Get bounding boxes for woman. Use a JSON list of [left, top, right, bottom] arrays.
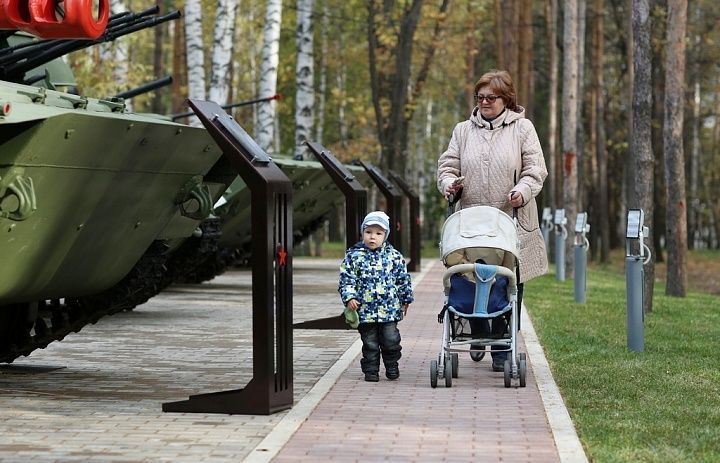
[[436, 69, 548, 372]]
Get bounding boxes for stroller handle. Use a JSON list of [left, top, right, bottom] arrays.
[[442, 264, 517, 294]]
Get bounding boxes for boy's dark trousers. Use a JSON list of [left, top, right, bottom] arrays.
[[358, 321, 401, 374]]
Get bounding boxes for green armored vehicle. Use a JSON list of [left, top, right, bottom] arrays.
[[181, 156, 374, 283], [0, 12, 235, 363]]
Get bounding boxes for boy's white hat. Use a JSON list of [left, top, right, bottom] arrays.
[[361, 211, 390, 235]]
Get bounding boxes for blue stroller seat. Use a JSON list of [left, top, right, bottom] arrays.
[[447, 263, 511, 318]]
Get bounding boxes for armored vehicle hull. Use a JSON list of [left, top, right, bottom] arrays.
[[0, 80, 235, 362]]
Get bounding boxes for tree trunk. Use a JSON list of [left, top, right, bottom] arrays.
[[152, 1, 165, 114], [103, 1, 132, 112], [562, 0, 579, 276], [632, 0, 655, 313], [687, 2, 701, 249], [172, 13, 187, 114], [256, 0, 283, 152], [367, 0, 448, 171], [620, 0, 634, 244], [209, 0, 238, 107], [593, 0, 609, 263], [518, 0, 533, 113], [294, 0, 315, 160], [501, 0, 519, 81], [315, 1, 329, 144], [545, 0, 559, 210], [663, 0, 688, 296], [184, 0, 206, 127], [576, 0, 586, 213]]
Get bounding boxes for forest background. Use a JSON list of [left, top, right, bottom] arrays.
[[67, 0, 720, 305]]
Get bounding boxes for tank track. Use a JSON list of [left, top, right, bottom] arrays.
[[0, 218, 222, 363]]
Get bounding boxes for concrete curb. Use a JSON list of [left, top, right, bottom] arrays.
[[521, 306, 589, 463], [243, 259, 436, 463]]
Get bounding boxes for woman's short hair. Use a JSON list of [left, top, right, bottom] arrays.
[[474, 70, 518, 111]]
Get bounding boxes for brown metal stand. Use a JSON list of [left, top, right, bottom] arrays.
[[358, 161, 403, 253], [306, 141, 367, 250], [162, 99, 293, 415], [292, 141, 368, 331], [389, 171, 421, 272]]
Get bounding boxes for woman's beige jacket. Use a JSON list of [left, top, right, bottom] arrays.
[[437, 106, 548, 282]]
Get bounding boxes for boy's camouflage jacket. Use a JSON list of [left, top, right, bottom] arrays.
[[338, 241, 414, 324]]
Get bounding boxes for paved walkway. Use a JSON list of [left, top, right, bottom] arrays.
[[0, 258, 586, 463]]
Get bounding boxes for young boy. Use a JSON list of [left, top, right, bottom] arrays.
[[338, 211, 414, 382]]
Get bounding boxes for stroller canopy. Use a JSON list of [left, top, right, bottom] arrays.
[[441, 206, 519, 269]]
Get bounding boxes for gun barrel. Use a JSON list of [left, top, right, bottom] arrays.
[[171, 94, 281, 121], [115, 76, 173, 100]]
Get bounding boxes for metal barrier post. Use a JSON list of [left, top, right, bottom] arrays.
[[626, 209, 649, 352], [388, 171, 421, 272], [292, 141, 367, 331], [163, 99, 293, 415], [306, 141, 367, 250], [358, 161, 404, 253], [573, 212, 590, 303], [554, 209, 567, 281]]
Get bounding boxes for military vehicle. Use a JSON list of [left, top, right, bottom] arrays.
[[0, 6, 236, 363], [179, 156, 374, 283]]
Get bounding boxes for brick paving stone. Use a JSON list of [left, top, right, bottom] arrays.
[[271, 260, 561, 463], [0, 259, 356, 463], [0, 259, 565, 463]]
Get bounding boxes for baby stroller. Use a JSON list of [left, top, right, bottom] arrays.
[[430, 204, 527, 388]]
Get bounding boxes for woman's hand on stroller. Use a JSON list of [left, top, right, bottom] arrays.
[[346, 299, 359, 311], [508, 190, 523, 208], [444, 176, 464, 198]]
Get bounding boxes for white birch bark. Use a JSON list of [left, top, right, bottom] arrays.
[[101, 2, 133, 112], [294, 0, 315, 159], [256, 0, 283, 152], [314, 1, 329, 144], [209, 0, 238, 106], [185, 0, 206, 127]]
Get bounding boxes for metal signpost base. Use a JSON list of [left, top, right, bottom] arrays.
[[162, 99, 293, 415]]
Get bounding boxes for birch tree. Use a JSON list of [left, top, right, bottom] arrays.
[[100, 1, 133, 112], [545, 0, 559, 209], [294, 0, 315, 160], [184, 0, 206, 127], [632, 0, 655, 313], [315, 0, 329, 144], [208, 0, 239, 107], [562, 0, 579, 275], [256, 0, 283, 152], [663, 0, 688, 296]]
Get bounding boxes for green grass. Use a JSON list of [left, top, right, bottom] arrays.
[[525, 265, 720, 463]]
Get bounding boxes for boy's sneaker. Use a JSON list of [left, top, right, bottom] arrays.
[[385, 367, 400, 380], [364, 372, 379, 382]]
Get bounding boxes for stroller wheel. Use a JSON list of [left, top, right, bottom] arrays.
[[430, 360, 438, 388], [503, 359, 512, 388], [518, 354, 527, 388], [469, 344, 485, 362], [444, 356, 453, 387], [451, 353, 459, 378]]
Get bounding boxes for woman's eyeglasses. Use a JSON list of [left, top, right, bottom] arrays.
[[475, 94, 499, 103]]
